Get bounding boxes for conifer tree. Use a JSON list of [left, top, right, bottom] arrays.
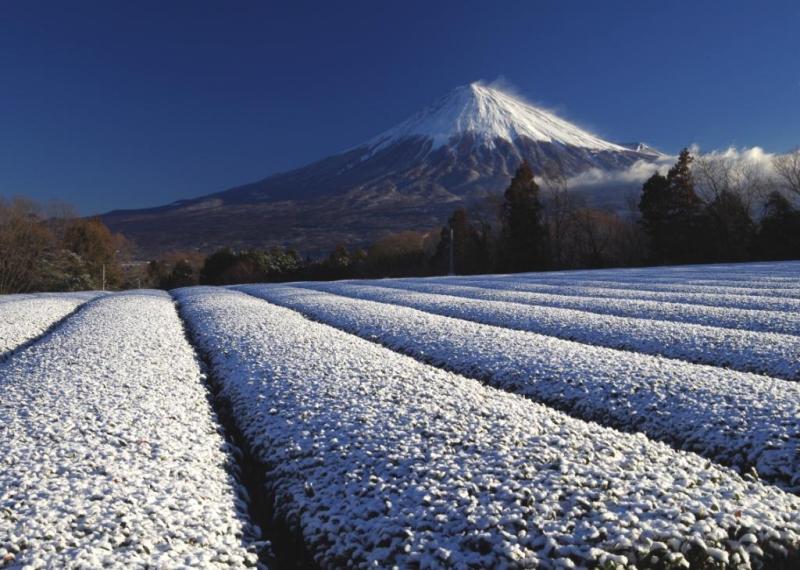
[[499, 161, 547, 271], [638, 148, 703, 264], [703, 190, 754, 262], [755, 192, 800, 260], [433, 207, 489, 274]]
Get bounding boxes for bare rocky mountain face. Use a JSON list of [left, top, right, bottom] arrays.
[[103, 83, 660, 256]]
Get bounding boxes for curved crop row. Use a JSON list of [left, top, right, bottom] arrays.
[[302, 282, 800, 380], [528, 278, 800, 298], [0, 294, 102, 357], [374, 280, 800, 336], [419, 277, 800, 313], [238, 284, 800, 493], [178, 287, 800, 569], [504, 261, 800, 284], [0, 291, 261, 568]]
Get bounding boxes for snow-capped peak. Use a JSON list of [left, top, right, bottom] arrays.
[[368, 82, 629, 153]]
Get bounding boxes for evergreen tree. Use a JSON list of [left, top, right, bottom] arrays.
[[161, 260, 197, 289], [702, 190, 754, 262], [499, 161, 547, 272], [199, 248, 238, 285], [638, 148, 703, 264], [433, 207, 490, 275], [755, 192, 800, 260], [638, 172, 671, 262]]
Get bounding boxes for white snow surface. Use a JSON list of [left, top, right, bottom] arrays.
[[371, 279, 800, 336], [502, 261, 800, 298], [176, 286, 800, 568], [237, 284, 800, 492], [368, 82, 630, 153], [421, 277, 800, 313], [0, 293, 105, 357], [0, 291, 262, 568], [300, 281, 800, 380]]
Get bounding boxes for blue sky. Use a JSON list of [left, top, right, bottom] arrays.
[[1, 0, 798, 213]]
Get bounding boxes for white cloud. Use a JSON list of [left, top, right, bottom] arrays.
[[566, 146, 782, 191], [566, 156, 674, 189]]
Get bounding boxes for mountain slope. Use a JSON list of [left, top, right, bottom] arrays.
[[103, 82, 658, 256]]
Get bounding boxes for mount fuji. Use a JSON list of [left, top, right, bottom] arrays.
[[103, 82, 660, 255]]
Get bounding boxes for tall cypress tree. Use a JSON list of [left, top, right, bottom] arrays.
[[639, 148, 703, 264], [500, 161, 547, 272], [638, 172, 672, 263]]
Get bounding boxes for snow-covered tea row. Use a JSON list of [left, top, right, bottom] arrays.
[[416, 276, 800, 313], [301, 282, 800, 380], [504, 260, 800, 284], [177, 287, 800, 569], [373, 279, 800, 336], [0, 291, 262, 568], [509, 268, 800, 295], [0, 293, 102, 357], [513, 277, 800, 299], [238, 285, 800, 493]]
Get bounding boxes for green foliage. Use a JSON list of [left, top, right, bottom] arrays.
[[432, 208, 492, 274], [499, 161, 548, 272], [755, 191, 800, 260], [638, 148, 704, 264], [702, 189, 754, 261], [198, 246, 304, 285]]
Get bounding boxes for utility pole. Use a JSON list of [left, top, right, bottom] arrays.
[[448, 226, 455, 276], [101, 264, 106, 292]]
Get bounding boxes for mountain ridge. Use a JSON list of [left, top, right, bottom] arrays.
[[103, 83, 659, 255]]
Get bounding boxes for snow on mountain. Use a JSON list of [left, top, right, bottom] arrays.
[[617, 141, 665, 157], [102, 82, 658, 255], [368, 82, 629, 153]]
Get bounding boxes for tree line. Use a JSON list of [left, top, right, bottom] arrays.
[[0, 198, 129, 294], [147, 148, 800, 288], [1, 148, 798, 293]]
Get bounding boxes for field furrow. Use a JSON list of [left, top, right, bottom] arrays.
[[506, 276, 800, 298], [0, 291, 261, 568], [371, 279, 800, 335], [501, 261, 800, 283], [410, 277, 800, 312], [176, 286, 800, 568], [237, 284, 800, 492], [300, 282, 800, 380], [0, 293, 104, 357]]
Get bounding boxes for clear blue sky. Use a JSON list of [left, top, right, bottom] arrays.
[[1, 0, 798, 214]]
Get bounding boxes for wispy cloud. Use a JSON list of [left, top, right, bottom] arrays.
[[566, 146, 781, 190], [567, 155, 674, 188]]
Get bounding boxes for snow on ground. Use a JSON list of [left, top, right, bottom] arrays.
[[0, 293, 105, 357], [498, 260, 800, 282], [300, 281, 800, 380], [519, 278, 800, 298], [370, 279, 800, 336], [176, 286, 800, 568], [416, 277, 800, 313], [237, 284, 800, 493], [494, 261, 800, 297], [0, 291, 262, 568]]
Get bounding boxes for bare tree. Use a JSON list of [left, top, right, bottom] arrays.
[[694, 153, 774, 212], [774, 148, 800, 200], [540, 159, 577, 268]]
